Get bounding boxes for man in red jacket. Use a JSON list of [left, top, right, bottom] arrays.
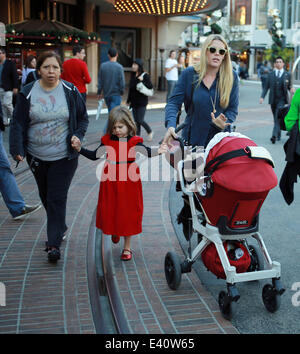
[[61, 45, 91, 102]]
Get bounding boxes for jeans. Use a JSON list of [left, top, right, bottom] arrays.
[[27, 153, 78, 249], [103, 95, 122, 133], [81, 92, 87, 102], [166, 80, 177, 103], [0, 131, 25, 217], [132, 106, 152, 136], [0, 89, 13, 124]]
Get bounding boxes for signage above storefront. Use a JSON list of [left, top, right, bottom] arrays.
[[113, 0, 226, 16]]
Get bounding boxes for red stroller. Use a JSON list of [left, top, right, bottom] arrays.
[[164, 132, 285, 320]]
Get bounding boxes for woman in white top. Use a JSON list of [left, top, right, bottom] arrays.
[[21, 55, 36, 86], [165, 50, 179, 102]]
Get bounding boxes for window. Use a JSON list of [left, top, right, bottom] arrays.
[[230, 0, 252, 26], [256, 0, 268, 29]]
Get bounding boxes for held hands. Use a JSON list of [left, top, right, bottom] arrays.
[[71, 135, 81, 152], [211, 112, 230, 130]]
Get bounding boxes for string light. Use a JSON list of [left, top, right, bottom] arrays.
[[114, 0, 209, 15]]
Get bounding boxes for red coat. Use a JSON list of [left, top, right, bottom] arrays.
[[96, 134, 144, 236], [61, 58, 91, 93]]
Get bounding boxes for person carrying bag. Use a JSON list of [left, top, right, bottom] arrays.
[[127, 58, 154, 141]]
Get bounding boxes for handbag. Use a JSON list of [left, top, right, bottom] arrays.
[[277, 104, 290, 131], [95, 99, 104, 120], [136, 73, 154, 97]]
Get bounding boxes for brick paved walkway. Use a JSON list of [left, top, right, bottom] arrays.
[[111, 180, 238, 334], [0, 92, 238, 334]]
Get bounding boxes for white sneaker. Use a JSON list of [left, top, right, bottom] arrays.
[[147, 132, 154, 142]]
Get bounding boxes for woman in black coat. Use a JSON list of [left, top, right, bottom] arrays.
[[127, 58, 154, 141]]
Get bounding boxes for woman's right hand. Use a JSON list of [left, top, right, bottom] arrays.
[[71, 135, 81, 152], [162, 127, 178, 148]]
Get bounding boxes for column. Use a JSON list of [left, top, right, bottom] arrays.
[[84, 2, 98, 94]]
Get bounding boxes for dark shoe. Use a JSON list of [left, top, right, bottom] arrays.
[[46, 247, 61, 263], [13, 204, 42, 220], [121, 249, 132, 261], [111, 235, 120, 244], [270, 136, 276, 144]]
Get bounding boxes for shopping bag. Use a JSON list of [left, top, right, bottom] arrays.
[[96, 99, 104, 120]]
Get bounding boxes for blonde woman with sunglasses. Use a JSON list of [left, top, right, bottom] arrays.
[[163, 34, 239, 148]]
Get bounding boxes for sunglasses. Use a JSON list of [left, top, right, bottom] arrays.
[[208, 47, 227, 56]]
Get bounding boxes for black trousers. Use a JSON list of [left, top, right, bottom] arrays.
[[27, 153, 78, 248], [132, 106, 152, 136], [271, 99, 286, 140]]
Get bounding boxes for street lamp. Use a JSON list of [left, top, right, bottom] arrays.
[[158, 48, 166, 91]]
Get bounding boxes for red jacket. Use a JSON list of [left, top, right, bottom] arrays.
[[61, 58, 91, 93]]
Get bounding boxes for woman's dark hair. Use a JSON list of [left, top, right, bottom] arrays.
[[133, 58, 144, 75], [36, 51, 62, 71], [25, 55, 36, 69], [169, 50, 176, 57]]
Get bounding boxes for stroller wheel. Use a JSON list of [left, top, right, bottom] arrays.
[[218, 291, 237, 321], [247, 245, 264, 272], [164, 252, 182, 290], [262, 284, 281, 313]]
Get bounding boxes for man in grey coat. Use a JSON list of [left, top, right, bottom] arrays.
[[260, 56, 294, 144]]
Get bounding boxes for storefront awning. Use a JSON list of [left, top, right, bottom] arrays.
[[5, 19, 105, 44]]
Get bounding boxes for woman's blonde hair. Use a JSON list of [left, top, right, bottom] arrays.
[[194, 34, 233, 109], [107, 105, 137, 136]]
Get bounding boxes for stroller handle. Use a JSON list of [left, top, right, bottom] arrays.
[[159, 122, 187, 147], [173, 123, 187, 160]]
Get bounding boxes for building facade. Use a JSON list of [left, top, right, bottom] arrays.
[[227, 0, 300, 80], [1, 0, 227, 93]]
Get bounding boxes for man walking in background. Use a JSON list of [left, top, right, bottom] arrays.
[[165, 50, 179, 103], [260, 56, 294, 144], [97, 47, 125, 132], [0, 47, 19, 126], [61, 45, 91, 102]]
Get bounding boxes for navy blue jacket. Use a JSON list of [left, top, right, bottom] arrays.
[[0, 59, 19, 91], [165, 66, 239, 146], [9, 80, 89, 160], [0, 101, 4, 131]]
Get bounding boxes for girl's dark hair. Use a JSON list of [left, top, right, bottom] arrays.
[[36, 51, 62, 71], [25, 55, 36, 68], [133, 58, 144, 75]]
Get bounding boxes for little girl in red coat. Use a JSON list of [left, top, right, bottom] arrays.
[[71, 105, 167, 260]]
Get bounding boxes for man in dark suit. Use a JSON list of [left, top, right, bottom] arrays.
[[0, 47, 19, 126], [260, 56, 294, 144]]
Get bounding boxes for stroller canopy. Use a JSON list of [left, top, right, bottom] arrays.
[[205, 134, 277, 193]]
